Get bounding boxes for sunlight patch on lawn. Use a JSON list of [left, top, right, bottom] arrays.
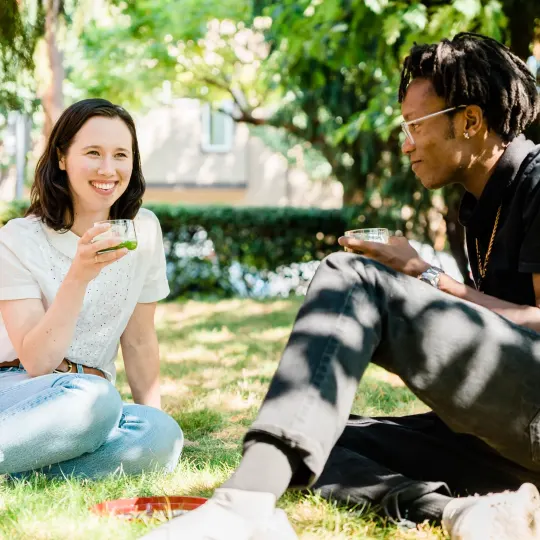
[[160, 346, 221, 364], [190, 327, 237, 344], [205, 389, 263, 411], [368, 365, 406, 387], [282, 495, 446, 539], [251, 326, 292, 342], [157, 299, 297, 328]]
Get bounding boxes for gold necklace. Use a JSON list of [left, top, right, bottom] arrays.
[[475, 205, 502, 289]]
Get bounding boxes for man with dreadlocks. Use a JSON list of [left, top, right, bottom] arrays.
[[143, 33, 540, 540]]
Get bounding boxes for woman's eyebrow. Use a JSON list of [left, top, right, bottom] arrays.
[[82, 145, 131, 152]]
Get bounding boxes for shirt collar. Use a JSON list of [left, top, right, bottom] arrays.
[[459, 135, 537, 235], [41, 222, 80, 259]]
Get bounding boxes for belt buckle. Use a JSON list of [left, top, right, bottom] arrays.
[[53, 359, 76, 374]]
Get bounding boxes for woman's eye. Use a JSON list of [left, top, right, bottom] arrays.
[[115, 153, 127, 158], [87, 150, 100, 156], [410, 123, 420, 132]]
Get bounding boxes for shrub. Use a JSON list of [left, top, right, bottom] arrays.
[[0, 202, 404, 298]]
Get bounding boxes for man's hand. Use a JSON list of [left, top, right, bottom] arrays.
[[337, 235, 430, 277]]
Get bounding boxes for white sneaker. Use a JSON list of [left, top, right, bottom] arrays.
[[256, 508, 298, 539], [442, 483, 540, 540], [139, 488, 297, 540]]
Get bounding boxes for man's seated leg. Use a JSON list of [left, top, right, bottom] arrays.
[[314, 412, 540, 538], [313, 413, 454, 524], [141, 252, 540, 539]]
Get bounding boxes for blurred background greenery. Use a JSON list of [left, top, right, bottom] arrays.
[[1, 0, 539, 295]]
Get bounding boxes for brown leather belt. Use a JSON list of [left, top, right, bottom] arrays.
[[0, 359, 106, 379]]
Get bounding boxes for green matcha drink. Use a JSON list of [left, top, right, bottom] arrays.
[[99, 240, 138, 253], [93, 219, 138, 253]]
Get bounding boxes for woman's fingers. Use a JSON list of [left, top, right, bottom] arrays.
[[79, 223, 111, 245], [94, 247, 129, 266]]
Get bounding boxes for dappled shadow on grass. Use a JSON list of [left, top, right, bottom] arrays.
[[171, 409, 225, 439]]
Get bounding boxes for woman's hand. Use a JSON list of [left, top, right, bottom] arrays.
[[67, 223, 129, 284]]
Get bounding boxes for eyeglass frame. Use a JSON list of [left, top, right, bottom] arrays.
[[401, 105, 467, 145]]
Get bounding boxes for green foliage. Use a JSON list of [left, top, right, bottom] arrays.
[[150, 203, 407, 298], [0, 200, 30, 224], [0, 201, 405, 298], [70, 0, 258, 110], [257, 0, 509, 203], [67, 0, 530, 269], [0, 0, 43, 113]]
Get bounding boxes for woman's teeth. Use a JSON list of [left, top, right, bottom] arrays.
[[91, 182, 115, 190]]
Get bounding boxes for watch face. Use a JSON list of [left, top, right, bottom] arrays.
[[420, 267, 442, 287]]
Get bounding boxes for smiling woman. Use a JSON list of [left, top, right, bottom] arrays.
[[28, 99, 145, 234], [0, 99, 184, 480]]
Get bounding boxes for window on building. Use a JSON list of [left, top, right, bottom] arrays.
[[201, 101, 235, 153]]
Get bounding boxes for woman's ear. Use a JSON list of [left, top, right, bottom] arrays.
[[57, 149, 66, 171]]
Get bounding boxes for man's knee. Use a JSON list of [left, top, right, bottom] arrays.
[[321, 251, 395, 285]]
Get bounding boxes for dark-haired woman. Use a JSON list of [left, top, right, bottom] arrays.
[[0, 99, 183, 478]]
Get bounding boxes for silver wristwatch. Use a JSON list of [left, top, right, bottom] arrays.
[[419, 266, 445, 289]]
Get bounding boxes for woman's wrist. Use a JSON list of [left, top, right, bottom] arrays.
[[64, 267, 92, 288]]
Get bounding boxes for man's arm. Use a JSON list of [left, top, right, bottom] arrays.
[[438, 273, 540, 332], [338, 235, 540, 332], [120, 302, 161, 409]]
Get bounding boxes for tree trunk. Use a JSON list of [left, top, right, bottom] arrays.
[[444, 188, 474, 286], [502, 0, 536, 60], [525, 118, 540, 144], [42, 0, 64, 140]]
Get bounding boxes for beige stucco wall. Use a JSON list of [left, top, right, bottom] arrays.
[[136, 99, 342, 208], [136, 99, 248, 187]]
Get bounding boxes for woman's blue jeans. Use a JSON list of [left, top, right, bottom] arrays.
[[0, 368, 183, 479]]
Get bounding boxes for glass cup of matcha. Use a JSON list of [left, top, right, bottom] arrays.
[[93, 219, 138, 253], [343, 228, 389, 252]]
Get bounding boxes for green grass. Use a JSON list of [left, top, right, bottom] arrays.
[[0, 298, 446, 539]]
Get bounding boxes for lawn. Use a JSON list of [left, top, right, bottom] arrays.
[[0, 298, 446, 539]]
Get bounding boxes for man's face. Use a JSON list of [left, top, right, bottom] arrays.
[[401, 78, 468, 190]]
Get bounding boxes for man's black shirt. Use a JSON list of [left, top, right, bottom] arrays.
[[459, 135, 540, 306]]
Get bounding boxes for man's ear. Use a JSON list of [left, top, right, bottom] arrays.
[[57, 149, 66, 171], [463, 105, 484, 138]]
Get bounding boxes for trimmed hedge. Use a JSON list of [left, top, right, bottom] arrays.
[[0, 201, 405, 298]]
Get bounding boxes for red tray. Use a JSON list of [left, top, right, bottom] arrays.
[[91, 496, 208, 520]]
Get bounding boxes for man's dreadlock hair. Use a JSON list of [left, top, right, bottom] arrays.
[[398, 33, 540, 142]]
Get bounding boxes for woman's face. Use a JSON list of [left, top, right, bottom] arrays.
[[59, 116, 133, 215]]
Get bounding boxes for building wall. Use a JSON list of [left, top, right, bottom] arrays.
[[136, 99, 249, 188], [137, 99, 342, 208]]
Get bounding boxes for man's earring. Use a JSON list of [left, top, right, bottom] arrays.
[[464, 132, 470, 139]]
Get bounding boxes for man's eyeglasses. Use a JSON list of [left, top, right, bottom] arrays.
[[401, 106, 466, 145]]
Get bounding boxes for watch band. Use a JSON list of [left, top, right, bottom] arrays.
[[419, 266, 445, 289]]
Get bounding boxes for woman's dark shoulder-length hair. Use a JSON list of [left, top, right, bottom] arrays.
[[26, 98, 145, 231]]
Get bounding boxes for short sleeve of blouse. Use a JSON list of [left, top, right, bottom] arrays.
[[0, 222, 42, 300], [137, 211, 170, 303]]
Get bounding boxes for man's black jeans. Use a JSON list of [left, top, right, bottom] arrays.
[[245, 253, 540, 520]]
